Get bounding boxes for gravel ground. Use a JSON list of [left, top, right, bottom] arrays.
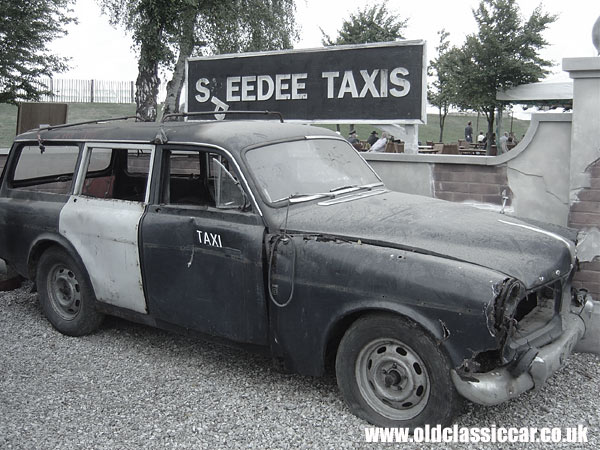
[[1, 283, 599, 449]]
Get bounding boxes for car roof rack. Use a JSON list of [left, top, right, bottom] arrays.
[[161, 110, 284, 123], [35, 115, 141, 133]]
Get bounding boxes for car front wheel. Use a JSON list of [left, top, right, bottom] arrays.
[[36, 247, 104, 336], [335, 314, 461, 428]]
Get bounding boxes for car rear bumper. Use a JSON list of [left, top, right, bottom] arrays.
[[451, 298, 598, 406]]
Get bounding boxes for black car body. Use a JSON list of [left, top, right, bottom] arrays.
[[0, 117, 597, 427]]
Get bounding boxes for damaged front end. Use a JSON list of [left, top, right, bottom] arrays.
[[452, 275, 599, 406]]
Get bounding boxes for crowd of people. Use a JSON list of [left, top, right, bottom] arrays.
[[346, 129, 391, 152], [467, 122, 518, 154], [345, 121, 519, 154]]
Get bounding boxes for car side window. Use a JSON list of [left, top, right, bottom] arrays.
[[80, 147, 151, 202], [11, 144, 79, 194], [209, 155, 245, 209], [162, 149, 246, 210]]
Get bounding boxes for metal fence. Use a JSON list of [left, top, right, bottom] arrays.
[[37, 79, 135, 103]]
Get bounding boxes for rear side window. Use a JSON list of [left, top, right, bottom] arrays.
[[12, 144, 79, 194], [80, 147, 152, 202]]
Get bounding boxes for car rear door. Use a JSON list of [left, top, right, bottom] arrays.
[[59, 142, 154, 314]]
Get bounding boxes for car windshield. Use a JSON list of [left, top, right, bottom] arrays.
[[245, 138, 382, 204]]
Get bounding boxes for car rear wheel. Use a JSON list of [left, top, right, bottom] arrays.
[[335, 314, 461, 428], [37, 247, 103, 336]]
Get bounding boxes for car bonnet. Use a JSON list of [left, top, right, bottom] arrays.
[[281, 190, 574, 289]]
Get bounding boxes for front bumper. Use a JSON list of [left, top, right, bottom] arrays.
[[451, 298, 598, 406]]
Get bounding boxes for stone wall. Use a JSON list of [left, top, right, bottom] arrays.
[[570, 159, 600, 297], [433, 164, 510, 207], [365, 113, 572, 223]]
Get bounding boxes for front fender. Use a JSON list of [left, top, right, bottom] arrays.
[[268, 235, 505, 376]]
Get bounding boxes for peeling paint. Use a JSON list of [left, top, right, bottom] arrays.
[[439, 320, 451, 341], [187, 245, 195, 267], [577, 228, 600, 262], [570, 154, 600, 204]]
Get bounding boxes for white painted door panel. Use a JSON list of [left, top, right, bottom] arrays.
[[59, 196, 147, 313]]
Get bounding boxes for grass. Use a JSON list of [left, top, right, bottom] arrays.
[[316, 113, 531, 144], [0, 103, 530, 148]]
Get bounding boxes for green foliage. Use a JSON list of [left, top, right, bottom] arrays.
[[100, 0, 298, 119], [100, 0, 297, 71], [206, 0, 298, 55], [449, 0, 556, 134], [0, 0, 76, 105], [322, 3, 407, 45]]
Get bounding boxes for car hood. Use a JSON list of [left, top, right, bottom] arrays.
[[281, 191, 574, 289]]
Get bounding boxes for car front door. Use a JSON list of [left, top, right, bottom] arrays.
[[139, 146, 268, 345]]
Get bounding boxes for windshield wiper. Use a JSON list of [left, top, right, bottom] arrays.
[[330, 184, 359, 193], [273, 182, 385, 204], [272, 192, 334, 204], [330, 182, 384, 193]]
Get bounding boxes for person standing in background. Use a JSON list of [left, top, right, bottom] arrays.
[[465, 121, 473, 143], [367, 131, 379, 147], [499, 132, 509, 154]]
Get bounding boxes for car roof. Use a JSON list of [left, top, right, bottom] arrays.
[[15, 120, 341, 154]]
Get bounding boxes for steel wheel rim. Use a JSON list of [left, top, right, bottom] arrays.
[[355, 337, 430, 420], [47, 263, 81, 321]]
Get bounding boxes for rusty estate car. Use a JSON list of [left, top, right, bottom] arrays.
[[0, 114, 598, 428]]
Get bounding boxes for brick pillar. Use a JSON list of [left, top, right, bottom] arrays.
[[563, 57, 600, 299]]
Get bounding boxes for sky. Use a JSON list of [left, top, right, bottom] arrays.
[[50, 0, 600, 83]]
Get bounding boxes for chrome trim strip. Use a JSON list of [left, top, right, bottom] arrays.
[[304, 135, 347, 141], [498, 219, 576, 260]]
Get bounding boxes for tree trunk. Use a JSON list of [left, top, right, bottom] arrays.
[[164, 10, 198, 118], [135, 42, 160, 122], [486, 108, 495, 155], [438, 105, 448, 142]]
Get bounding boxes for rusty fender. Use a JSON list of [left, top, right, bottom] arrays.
[[267, 234, 507, 376]]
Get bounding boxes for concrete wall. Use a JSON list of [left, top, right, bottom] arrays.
[[364, 113, 572, 225]]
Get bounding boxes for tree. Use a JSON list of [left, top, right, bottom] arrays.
[[449, 0, 556, 150], [321, 3, 407, 45], [163, 0, 298, 116], [428, 30, 460, 142], [101, 0, 186, 121], [0, 0, 76, 104], [101, 0, 298, 121]]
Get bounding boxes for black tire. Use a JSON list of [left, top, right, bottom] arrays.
[[36, 247, 104, 336], [335, 314, 461, 428]]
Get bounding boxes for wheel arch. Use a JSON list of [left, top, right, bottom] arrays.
[[28, 234, 97, 300], [323, 304, 454, 374]]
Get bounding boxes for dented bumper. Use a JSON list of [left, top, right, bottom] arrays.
[[451, 298, 599, 406]]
